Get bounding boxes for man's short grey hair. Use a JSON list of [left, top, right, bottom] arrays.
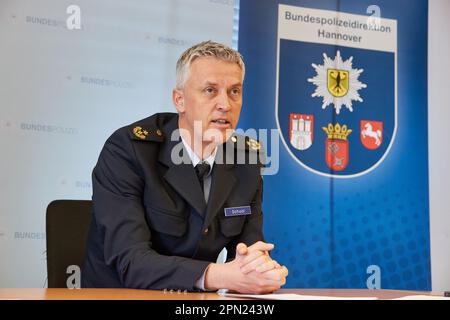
[[176, 40, 245, 89]]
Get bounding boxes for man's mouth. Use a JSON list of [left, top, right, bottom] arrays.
[[211, 119, 231, 125]]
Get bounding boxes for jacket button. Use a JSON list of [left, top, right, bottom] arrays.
[[203, 228, 209, 235]]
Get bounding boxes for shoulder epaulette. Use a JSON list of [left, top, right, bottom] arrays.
[[227, 134, 266, 167], [229, 134, 261, 152], [129, 125, 164, 142]]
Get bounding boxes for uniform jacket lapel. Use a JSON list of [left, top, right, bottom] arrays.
[[203, 141, 237, 228], [158, 116, 207, 216]]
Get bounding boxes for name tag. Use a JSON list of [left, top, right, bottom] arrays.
[[224, 206, 252, 217]]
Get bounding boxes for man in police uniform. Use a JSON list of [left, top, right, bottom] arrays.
[[82, 41, 288, 293]]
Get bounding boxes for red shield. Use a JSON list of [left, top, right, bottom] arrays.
[[360, 120, 383, 150], [325, 139, 349, 171]]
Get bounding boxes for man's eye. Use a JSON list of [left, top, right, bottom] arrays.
[[205, 87, 215, 94], [230, 88, 241, 96]]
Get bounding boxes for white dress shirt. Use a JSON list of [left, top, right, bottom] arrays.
[[180, 136, 216, 202], [180, 136, 217, 290]]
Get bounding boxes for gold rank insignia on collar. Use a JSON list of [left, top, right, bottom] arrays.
[[132, 126, 149, 140]]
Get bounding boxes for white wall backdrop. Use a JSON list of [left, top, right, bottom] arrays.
[[428, 0, 450, 292], [0, 0, 235, 288]]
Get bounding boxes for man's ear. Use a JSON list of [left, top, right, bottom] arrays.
[[172, 88, 185, 113]]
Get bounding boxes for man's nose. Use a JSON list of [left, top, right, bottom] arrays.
[[216, 91, 231, 112]]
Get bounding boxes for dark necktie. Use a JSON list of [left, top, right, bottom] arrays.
[[194, 161, 211, 193]]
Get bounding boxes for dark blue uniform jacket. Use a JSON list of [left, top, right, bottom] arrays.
[[82, 113, 264, 290]]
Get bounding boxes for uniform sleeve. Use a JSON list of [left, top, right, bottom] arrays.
[[92, 129, 210, 290]]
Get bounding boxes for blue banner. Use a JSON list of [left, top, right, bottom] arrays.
[[238, 0, 430, 289]]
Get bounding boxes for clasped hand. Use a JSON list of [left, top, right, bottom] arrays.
[[205, 241, 288, 294]]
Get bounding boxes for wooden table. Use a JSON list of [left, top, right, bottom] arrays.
[[0, 288, 440, 300]]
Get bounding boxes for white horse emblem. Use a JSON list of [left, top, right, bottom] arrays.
[[361, 122, 382, 147]]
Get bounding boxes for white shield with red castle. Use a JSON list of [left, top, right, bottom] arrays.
[[289, 114, 314, 150]]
